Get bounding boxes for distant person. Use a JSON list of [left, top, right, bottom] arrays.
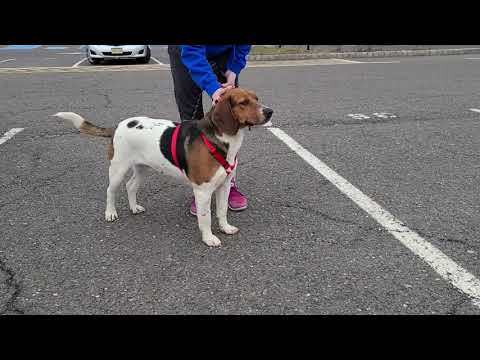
[[168, 45, 252, 215]]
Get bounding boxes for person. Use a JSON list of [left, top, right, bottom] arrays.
[[168, 45, 252, 215]]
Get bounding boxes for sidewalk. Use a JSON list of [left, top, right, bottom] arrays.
[[248, 46, 480, 61]]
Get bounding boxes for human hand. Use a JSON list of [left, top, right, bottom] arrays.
[[212, 87, 230, 105], [222, 69, 237, 88]]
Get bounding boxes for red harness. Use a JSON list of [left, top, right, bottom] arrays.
[[171, 124, 237, 175]]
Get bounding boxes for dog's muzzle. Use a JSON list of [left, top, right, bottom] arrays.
[[262, 107, 273, 123]]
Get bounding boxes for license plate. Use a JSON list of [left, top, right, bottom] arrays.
[[111, 47, 123, 54]]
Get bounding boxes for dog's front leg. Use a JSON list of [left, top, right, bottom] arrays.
[[215, 178, 239, 235], [193, 186, 221, 247]]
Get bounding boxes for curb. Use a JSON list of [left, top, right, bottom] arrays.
[[248, 48, 480, 61]]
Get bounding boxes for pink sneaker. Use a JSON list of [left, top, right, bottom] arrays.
[[189, 179, 248, 216], [228, 178, 248, 211], [190, 198, 197, 216]]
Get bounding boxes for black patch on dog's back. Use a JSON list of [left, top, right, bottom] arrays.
[[159, 121, 205, 176], [159, 120, 232, 176], [127, 120, 138, 128]]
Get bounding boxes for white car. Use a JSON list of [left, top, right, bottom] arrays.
[[86, 45, 151, 65]]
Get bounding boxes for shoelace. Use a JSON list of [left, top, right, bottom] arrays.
[[230, 178, 245, 196]]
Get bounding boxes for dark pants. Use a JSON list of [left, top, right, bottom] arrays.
[[168, 45, 239, 121]]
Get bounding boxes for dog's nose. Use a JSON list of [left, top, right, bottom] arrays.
[[263, 108, 273, 120]]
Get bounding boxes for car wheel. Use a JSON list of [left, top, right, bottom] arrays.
[[86, 49, 100, 65], [138, 47, 151, 64]]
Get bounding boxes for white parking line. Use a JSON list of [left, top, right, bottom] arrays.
[[465, 58, 480, 60], [336, 60, 401, 64], [0, 58, 15, 65], [72, 58, 87, 68], [332, 58, 363, 63], [268, 127, 480, 309], [0, 128, 24, 146], [58, 52, 82, 55], [151, 57, 164, 65], [470, 108, 480, 113], [335, 59, 401, 64]]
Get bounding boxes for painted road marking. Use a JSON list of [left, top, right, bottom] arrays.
[[0, 64, 170, 74], [469, 108, 480, 113], [465, 58, 480, 60], [0, 128, 24, 146], [151, 57, 164, 65], [0, 58, 15, 64], [357, 61, 401, 64], [45, 46, 68, 50], [58, 52, 82, 55], [348, 112, 397, 120], [268, 127, 480, 309], [335, 59, 401, 64], [0, 45, 41, 50], [72, 58, 87, 67], [332, 58, 363, 64], [372, 112, 397, 118], [348, 113, 371, 120]]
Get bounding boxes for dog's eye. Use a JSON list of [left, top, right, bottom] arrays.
[[239, 99, 249, 106]]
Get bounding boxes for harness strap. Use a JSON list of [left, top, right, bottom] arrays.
[[200, 132, 237, 175], [171, 124, 181, 169], [171, 123, 236, 175]]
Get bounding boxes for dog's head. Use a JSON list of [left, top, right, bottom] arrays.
[[212, 88, 273, 136]]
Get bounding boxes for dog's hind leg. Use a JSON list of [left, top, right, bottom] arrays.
[[105, 161, 130, 222], [126, 164, 148, 215]]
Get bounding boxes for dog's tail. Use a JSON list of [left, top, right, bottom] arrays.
[[53, 112, 114, 138]]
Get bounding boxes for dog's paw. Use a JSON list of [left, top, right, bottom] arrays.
[[202, 234, 222, 247], [105, 210, 119, 222], [220, 223, 239, 235], [131, 204, 145, 215]]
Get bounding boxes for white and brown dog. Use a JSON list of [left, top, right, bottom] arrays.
[[54, 88, 273, 247]]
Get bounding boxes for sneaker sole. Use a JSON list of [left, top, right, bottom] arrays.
[[228, 204, 248, 211]]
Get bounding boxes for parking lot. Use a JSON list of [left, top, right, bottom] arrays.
[[0, 45, 170, 68], [1, 46, 480, 314]]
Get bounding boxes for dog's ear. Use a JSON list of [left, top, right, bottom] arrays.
[[212, 93, 239, 136]]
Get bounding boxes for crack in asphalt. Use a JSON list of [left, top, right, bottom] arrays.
[[15, 131, 78, 140], [103, 93, 112, 109], [433, 143, 479, 159], [445, 296, 470, 315], [0, 164, 79, 211], [413, 228, 472, 247], [3, 105, 59, 119], [270, 200, 384, 234], [277, 114, 451, 130], [270, 201, 475, 249], [0, 257, 24, 314]]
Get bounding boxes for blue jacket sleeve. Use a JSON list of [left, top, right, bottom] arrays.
[[180, 45, 222, 98], [227, 45, 252, 75]]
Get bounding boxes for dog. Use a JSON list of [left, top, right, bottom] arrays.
[[54, 88, 273, 247]]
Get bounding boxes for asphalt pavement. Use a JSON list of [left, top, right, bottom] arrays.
[[1, 51, 480, 314], [0, 45, 170, 68]]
